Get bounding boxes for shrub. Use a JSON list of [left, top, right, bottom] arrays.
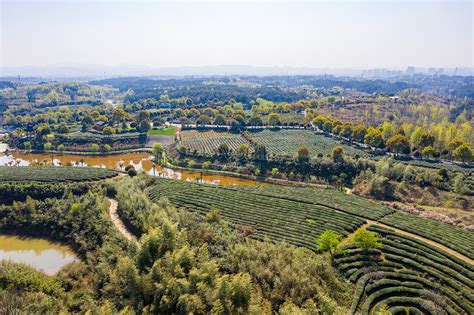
[[353, 229, 382, 251], [127, 168, 137, 177]]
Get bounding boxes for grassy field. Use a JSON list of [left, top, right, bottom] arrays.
[[0, 166, 118, 182], [335, 225, 474, 314], [148, 179, 370, 248], [147, 126, 176, 136]]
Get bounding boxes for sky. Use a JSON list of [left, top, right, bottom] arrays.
[[1, 0, 473, 70]]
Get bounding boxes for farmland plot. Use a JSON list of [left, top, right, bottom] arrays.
[[248, 129, 368, 157], [180, 130, 252, 156], [0, 166, 118, 182], [335, 225, 474, 314], [148, 178, 366, 249]]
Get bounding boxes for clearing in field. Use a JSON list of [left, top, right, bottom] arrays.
[[147, 126, 176, 136]]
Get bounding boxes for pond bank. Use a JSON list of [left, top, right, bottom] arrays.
[[0, 234, 78, 275]]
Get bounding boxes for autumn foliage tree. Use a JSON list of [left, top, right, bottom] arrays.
[[386, 134, 410, 155]]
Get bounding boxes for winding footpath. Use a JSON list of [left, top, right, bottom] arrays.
[[364, 220, 473, 265], [107, 198, 137, 243]]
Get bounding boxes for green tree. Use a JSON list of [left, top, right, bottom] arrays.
[[340, 124, 353, 139], [139, 120, 151, 133], [197, 115, 212, 125], [253, 145, 267, 162], [297, 145, 310, 162], [452, 144, 473, 162], [352, 125, 367, 143], [327, 96, 336, 104], [410, 127, 434, 150], [137, 110, 150, 123], [267, 113, 281, 126], [213, 114, 226, 125], [187, 159, 196, 168], [82, 115, 93, 125], [316, 230, 342, 257], [217, 143, 230, 161], [322, 120, 334, 133], [386, 134, 410, 155], [369, 175, 394, 199], [332, 146, 344, 163], [236, 144, 249, 163], [91, 143, 99, 152], [152, 143, 164, 157], [57, 123, 69, 134], [248, 115, 263, 126], [43, 142, 52, 151], [23, 141, 32, 151], [448, 138, 464, 152], [112, 108, 126, 123], [453, 173, 469, 195], [103, 126, 115, 135], [421, 145, 436, 158], [57, 144, 65, 153], [364, 128, 385, 148], [313, 115, 327, 130], [353, 229, 382, 250]]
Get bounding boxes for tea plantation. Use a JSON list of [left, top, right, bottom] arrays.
[[0, 166, 118, 182]]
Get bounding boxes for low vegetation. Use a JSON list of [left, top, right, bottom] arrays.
[[247, 129, 367, 157], [334, 225, 474, 314], [0, 173, 354, 313], [180, 130, 252, 156], [380, 211, 474, 259], [147, 179, 367, 248], [0, 166, 118, 182]]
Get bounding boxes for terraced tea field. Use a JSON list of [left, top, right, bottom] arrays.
[[178, 128, 369, 157], [247, 129, 368, 157], [380, 211, 474, 260], [0, 166, 118, 182], [148, 179, 367, 248], [180, 130, 252, 156], [233, 185, 395, 220], [147, 178, 474, 313], [335, 225, 474, 314]]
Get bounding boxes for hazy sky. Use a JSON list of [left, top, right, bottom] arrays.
[[1, 0, 472, 69]]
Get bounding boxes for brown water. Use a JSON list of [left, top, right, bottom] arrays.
[[0, 235, 78, 275], [0, 152, 266, 186]]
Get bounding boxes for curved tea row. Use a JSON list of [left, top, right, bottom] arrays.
[[148, 179, 367, 248], [334, 225, 474, 314]]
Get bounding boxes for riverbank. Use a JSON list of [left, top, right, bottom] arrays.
[[9, 147, 153, 156], [160, 154, 333, 189]]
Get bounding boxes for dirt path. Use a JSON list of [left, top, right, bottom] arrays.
[[107, 198, 137, 243], [342, 189, 472, 264], [364, 220, 473, 265]]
